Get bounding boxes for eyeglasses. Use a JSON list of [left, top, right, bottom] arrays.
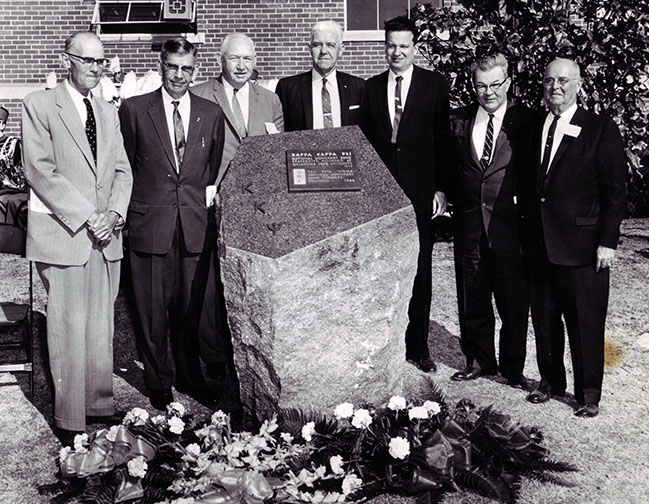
[[160, 60, 195, 75], [65, 52, 110, 68], [474, 78, 509, 93], [543, 77, 580, 88]]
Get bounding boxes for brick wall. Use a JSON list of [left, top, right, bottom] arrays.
[[0, 0, 448, 135]]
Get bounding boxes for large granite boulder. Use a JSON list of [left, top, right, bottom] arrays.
[[218, 126, 424, 421]]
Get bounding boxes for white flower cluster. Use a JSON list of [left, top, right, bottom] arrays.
[[331, 402, 374, 429], [127, 455, 148, 478], [301, 421, 316, 442], [387, 396, 442, 420], [168, 416, 185, 435], [167, 402, 186, 417], [123, 407, 149, 427], [388, 436, 410, 460]]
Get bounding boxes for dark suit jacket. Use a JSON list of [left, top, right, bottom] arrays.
[[275, 70, 365, 132], [449, 102, 535, 252], [360, 65, 451, 214], [119, 88, 225, 255], [519, 107, 626, 266]]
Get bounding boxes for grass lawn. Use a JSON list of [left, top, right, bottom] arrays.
[[0, 219, 648, 503]]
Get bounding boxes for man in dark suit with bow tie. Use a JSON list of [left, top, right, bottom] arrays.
[[275, 20, 365, 132], [360, 16, 451, 373], [119, 38, 225, 410], [519, 58, 626, 417], [448, 53, 533, 389]]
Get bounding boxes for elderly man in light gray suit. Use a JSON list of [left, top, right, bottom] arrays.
[[192, 32, 283, 379], [22, 32, 132, 445]]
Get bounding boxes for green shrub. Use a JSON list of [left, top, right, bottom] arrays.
[[412, 0, 649, 216]]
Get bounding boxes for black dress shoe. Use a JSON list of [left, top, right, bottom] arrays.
[[505, 374, 528, 390], [86, 411, 126, 426], [525, 388, 550, 403], [150, 388, 174, 411], [574, 403, 599, 418], [407, 357, 437, 373], [53, 427, 84, 447], [451, 366, 489, 382]]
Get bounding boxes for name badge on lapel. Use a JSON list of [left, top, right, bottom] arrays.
[[560, 123, 581, 138]]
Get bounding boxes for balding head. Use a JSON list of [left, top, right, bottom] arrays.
[[61, 32, 105, 96], [543, 58, 582, 115], [220, 33, 256, 89]]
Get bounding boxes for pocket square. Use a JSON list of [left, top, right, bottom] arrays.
[[348, 104, 360, 110]]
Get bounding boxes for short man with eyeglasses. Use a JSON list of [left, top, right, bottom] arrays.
[[119, 38, 225, 410], [192, 33, 283, 381], [447, 53, 534, 388], [275, 20, 365, 132], [22, 32, 132, 445], [519, 58, 626, 417]]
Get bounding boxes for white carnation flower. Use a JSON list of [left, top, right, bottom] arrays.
[[167, 402, 186, 417], [329, 454, 344, 475], [73, 433, 88, 453], [341, 473, 363, 495], [280, 432, 294, 444], [333, 402, 354, 419], [301, 421, 316, 442], [408, 406, 428, 420], [387, 395, 407, 411], [168, 416, 185, 435], [105, 425, 121, 442], [151, 414, 167, 426], [127, 455, 148, 478], [388, 436, 410, 459], [211, 410, 228, 426], [423, 400, 441, 415], [186, 443, 201, 456], [351, 408, 372, 429], [58, 446, 71, 463], [124, 407, 149, 426]]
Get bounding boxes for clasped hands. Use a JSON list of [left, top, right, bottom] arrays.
[[87, 210, 123, 247]]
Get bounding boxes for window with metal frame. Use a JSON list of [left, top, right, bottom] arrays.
[[91, 0, 197, 35]]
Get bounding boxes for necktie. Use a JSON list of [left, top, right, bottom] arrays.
[[391, 75, 403, 144], [83, 98, 97, 164], [171, 100, 186, 167], [480, 113, 495, 170], [322, 77, 333, 128], [537, 114, 560, 192], [231, 88, 247, 139]]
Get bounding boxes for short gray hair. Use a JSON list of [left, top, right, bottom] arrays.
[[470, 53, 509, 81], [220, 33, 255, 57], [310, 20, 343, 44]]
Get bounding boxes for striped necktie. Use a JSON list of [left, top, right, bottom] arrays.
[[391, 75, 403, 144], [171, 100, 185, 167], [322, 77, 333, 128], [231, 88, 247, 139], [480, 113, 495, 170]]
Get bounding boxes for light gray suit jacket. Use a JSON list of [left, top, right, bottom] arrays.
[[22, 82, 132, 266], [192, 76, 284, 188]]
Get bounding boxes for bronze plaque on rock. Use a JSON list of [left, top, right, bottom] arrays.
[[287, 149, 361, 192]]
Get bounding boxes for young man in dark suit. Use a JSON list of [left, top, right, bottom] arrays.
[[360, 16, 451, 373], [519, 58, 626, 417], [276, 20, 365, 132], [119, 38, 225, 410], [448, 53, 533, 388]]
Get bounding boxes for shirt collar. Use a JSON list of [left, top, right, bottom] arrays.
[[222, 78, 249, 96], [477, 100, 508, 123], [65, 79, 91, 102], [388, 64, 414, 83], [161, 85, 190, 107], [312, 68, 337, 83], [550, 102, 578, 123]]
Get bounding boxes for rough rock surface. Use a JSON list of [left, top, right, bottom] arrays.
[[218, 127, 427, 420]]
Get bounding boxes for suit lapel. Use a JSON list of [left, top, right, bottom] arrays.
[[214, 77, 242, 141], [545, 107, 585, 180], [300, 72, 313, 129], [337, 72, 350, 125], [182, 93, 204, 169], [483, 102, 514, 178], [399, 65, 422, 129], [94, 99, 111, 176], [147, 89, 178, 174], [376, 71, 392, 135], [55, 84, 96, 173], [248, 84, 261, 135]]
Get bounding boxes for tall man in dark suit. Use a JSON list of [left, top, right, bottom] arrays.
[[360, 16, 451, 372], [448, 53, 532, 388], [192, 33, 283, 379], [519, 58, 626, 417], [119, 38, 225, 410], [275, 20, 365, 131], [22, 32, 132, 444]]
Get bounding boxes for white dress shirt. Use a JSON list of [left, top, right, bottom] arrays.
[[312, 69, 342, 129], [223, 79, 250, 131], [64, 79, 92, 125], [472, 100, 508, 165], [541, 102, 578, 171], [387, 64, 414, 125], [161, 86, 191, 171]]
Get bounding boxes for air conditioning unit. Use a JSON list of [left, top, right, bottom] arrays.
[[92, 0, 197, 34]]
